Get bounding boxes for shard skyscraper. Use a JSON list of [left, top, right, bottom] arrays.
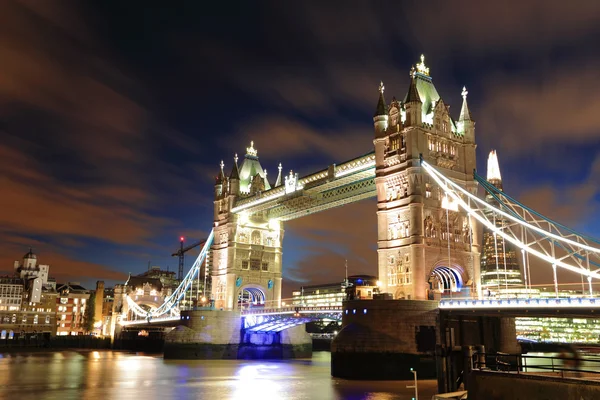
[[480, 150, 524, 291]]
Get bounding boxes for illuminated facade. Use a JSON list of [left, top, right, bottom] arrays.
[[56, 282, 91, 335], [1, 250, 58, 340], [292, 275, 379, 307], [480, 150, 524, 290], [212, 142, 284, 310], [516, 317, 600, 343], [373, 56, 480, 300]]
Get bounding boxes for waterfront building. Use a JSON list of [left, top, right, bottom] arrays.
[[0, 277, 23, 312], [480, 150, 524, 290], [292, 275, 379, 307], [56, 282, 91, 335], [1, 250, 58, 341]]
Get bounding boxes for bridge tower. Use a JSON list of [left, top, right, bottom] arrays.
[[211, 142, 284, 310], [373, 56, 481, 300]]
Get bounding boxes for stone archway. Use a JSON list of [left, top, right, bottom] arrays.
[[237, 285, 266, 309], [428, 263, 467, 297]]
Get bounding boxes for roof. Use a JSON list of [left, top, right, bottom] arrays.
[[23, 248, 36, 259], [125, 275, 163, 291], [459, 87, 472, 122], [56, 282, 89, 294], [238, 142, 271, 193], [230, 157, 240, 180], [373, 82, 387, 117]]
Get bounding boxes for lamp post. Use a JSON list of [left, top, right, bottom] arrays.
[[406, 368, 418, 400]]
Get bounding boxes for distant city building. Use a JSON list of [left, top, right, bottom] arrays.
[[292, 275, 379, 307], [100, 286, 115, 336], [56, 282, 91, 336], [480, 150, 523, 290], [0, 250, 57, 341]]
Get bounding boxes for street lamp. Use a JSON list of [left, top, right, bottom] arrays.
[[406, 367, 418, 400]]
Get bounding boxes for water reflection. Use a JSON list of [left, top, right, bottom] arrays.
[[0, 351, 437, 400]]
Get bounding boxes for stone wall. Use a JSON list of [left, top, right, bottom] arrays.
[[164, 309, 242, 359], [331, 299, 439, 379], [468, 370, 600, 400]]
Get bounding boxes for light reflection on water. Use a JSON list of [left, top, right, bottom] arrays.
[[0, 351, 437, 400]]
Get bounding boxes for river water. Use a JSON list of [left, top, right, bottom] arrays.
[[0, 350, 438, 400]]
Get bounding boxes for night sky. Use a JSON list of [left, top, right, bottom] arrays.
[[1, 1, 599, 296]]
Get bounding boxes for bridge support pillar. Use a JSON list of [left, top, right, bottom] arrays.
[[332, 299, 439, 380], [498, 317, 520, 354], [164, 310, 311, 359]]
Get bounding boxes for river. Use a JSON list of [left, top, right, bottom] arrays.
[[0, 350, 438, 400]]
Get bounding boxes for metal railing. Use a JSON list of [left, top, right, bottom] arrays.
[[472, 351, 600, 379]]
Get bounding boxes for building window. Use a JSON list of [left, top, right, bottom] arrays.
[[251, 231, 261, 245], [74, 298, 79, 304], [61, 314, 66, 321], [250, 259, 261, 271], [425, 183, 432, 198], [22, 316, 27, 323], [261, 262, 269, 272], [241, 261, 249, 270], [33, 315, 39, 324], [11, 314, 16, 323], [45, 315, 50, 324], [60, 298, 68, 304]]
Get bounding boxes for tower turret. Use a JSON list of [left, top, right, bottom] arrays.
[[404, 67, 422, 127], [229, 153, 240, 196], [458, 86, 475, 143], [215, 160, 225, 198], [275, 163, 283, 187], [373, 81, 388, 138]]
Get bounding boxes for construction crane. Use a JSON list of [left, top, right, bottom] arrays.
[[172, 237, 206, 281]]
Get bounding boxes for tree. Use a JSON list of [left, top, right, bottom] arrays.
[[83, 292, 96, 333]]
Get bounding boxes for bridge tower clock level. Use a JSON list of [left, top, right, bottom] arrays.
[[373, 56, 481, 300]]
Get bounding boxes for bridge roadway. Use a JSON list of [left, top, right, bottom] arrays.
[[120, 297, 600, 329], [439, 297, 600, 318], [120, 305, 343, 331]]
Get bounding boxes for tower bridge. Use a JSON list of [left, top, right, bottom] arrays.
[[115, 56, 600, 378]]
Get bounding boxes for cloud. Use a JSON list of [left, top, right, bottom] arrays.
[[232, 116, 373, 162], [478, 63, 600, 154], [404, 0, 600, 53], [282, 199, 377, 295]]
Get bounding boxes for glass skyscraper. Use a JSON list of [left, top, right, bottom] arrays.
[[480, 150, 524, 291]]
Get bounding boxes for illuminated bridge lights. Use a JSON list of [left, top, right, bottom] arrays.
[[243, 306, 343, 332], [439, 297, 600, 310]]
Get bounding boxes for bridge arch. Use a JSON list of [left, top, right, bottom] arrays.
[[427, 261, 467, 296], [237, 285, 266, 309]]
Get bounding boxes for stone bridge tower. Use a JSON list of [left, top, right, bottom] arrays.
[[373, 56, 481, 300], [212, 142, 284, 310]]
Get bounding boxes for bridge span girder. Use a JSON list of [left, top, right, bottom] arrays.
[[243, 312, 341, 333]]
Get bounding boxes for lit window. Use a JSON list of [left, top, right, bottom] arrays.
[[74, 298, 79, 304], [33, 315, 39, 324]]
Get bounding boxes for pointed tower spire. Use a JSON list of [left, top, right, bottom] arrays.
[[459, 86, 472, 121], [404, 70, 422, 104], [230, 153, 240, 180], [487, 150, 502, 189], [373, 82, 389, 137], [216, 160, 225, 184], [275, 163, 283, 187], [373, 81, 387, 117]]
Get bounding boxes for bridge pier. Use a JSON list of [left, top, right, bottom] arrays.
[[164, 310, 311, 359], [331, 299, 439, 380]]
